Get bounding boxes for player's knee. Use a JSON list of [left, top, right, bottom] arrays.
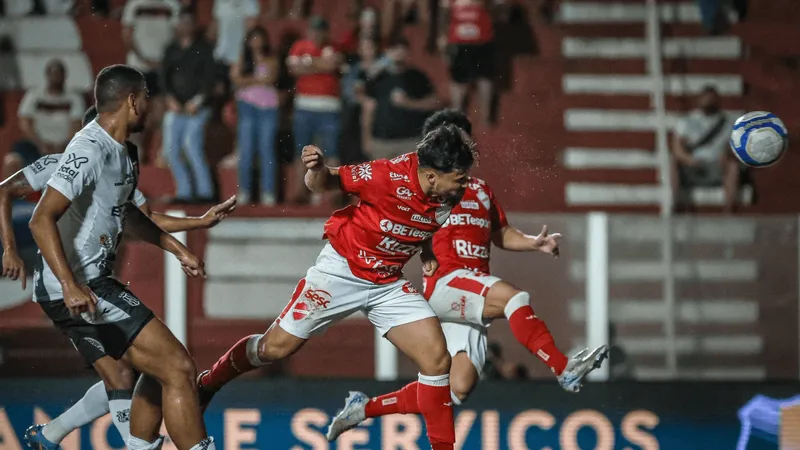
[[163, 353, 197, 386], [421, 347, 451, 376]]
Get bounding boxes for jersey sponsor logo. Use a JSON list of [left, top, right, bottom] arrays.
[[390, 172, 409, 182], [55, 163, 81, 183], [379, 219, 433, 239], [446, 213, 491, 229], [396, 186, 414, 200], [454, 239, 490, 259], [119, 290, 140, 307], [31, 155, 60, 174], [293, 288, 332, 321], [397, 205, 411, 212], [411, 214, 432, 224], [390, 154, 410, 164], [377, 236, 418, 256], [435, 205, 452, 225], [354, 163, 372, 182], [460, 200, 480, 210], [358, 250, 401, 276], [65, 153, 90, 169], [402, 282, 419, 294]]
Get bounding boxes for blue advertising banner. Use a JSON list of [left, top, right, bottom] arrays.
[[1, 379, 799, 449]]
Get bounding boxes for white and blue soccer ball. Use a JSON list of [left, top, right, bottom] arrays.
[[730, 111, 789, 167]]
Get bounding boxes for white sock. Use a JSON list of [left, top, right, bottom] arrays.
[[128, 435, 165, 450], [190, 436, 216, 450], [107, 389, 133, 443], [42, 381, 109, 443]]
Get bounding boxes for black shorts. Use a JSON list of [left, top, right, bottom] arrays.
[[448, 42, 496, 84], [39, 278, 154, 365]]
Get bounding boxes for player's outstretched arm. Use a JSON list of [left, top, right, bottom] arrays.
[[302, 145, 342, 193], [138, 195, 237, 233], [0, 171, 36, 287], [125, 205, 206, 278], [492, 225, 561, 257]]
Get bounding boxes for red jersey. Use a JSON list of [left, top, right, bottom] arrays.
[[324, 153, 453, 284], [447, 0, 494, 45], [289, 39, 340, 99], [423, 177, 507, 296]]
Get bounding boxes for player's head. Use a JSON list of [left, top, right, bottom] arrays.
[[422, 109, 473, 137], [307, 16, 330, 45], [94, 64, 148, 133], [82, 105, 98, 127], [417, 124, 475, 204], [698, 84, 720, 115], [46, 59, 66, 90]]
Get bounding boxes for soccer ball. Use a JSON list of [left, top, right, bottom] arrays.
[[730, 111, 788, 167]]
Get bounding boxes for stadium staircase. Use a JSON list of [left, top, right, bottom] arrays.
[[558, 0, 800, 379]]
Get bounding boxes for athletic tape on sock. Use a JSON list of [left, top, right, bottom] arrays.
[[246, 334, 266, 367], [504, 291, 531, 319], [106, 389, 133, 400], [450, 391, 462, 406]]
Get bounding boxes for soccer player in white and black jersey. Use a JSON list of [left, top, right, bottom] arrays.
[[0, 104, 235, 449], [27, 65, 216, 450]]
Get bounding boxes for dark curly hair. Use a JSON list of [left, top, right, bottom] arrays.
[[422, 109, 473, 137], [417, 124, 476, 173]]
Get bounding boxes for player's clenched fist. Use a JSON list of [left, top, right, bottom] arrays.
[[302, 145, 325, 171]]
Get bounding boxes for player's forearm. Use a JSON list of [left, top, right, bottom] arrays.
[[150, 212, 207, 233], [125, 205, 183, 252], [305, 167, 340, 193], [0, 188, 17, 252], [494, 226, 537, 251], [420, 238, 436, 262], [29, 214, 76, 286]]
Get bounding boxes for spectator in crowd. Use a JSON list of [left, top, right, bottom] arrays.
[[209, 0, 260, 96], [382, 0, 432, 48], [339, 37, 382, 165], [122, 0, 181, 164], [338, 6, 381, 59], [231, 26, 280, 206], [671, 85, 740, 212], [5, 59, 83, 179], [697, 0, 748, 34], [162, 10, 216, 204], [266, 0, 311, 19], [363, 36, 439, 160], [286, 16, 343, 204], [439, 0, 498, 125]]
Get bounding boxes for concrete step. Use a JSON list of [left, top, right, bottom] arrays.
[[562, 74, 743, 96], [558, 1, 700, 24], [563, 36, 741, 59], [570, 298, 758, 324], [570, 258, 758, 282], [563, 147, 658, 169], [564, 108, 744, 131], [565, 182, 754, 206]]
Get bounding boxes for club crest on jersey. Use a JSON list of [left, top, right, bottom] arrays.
[[435, 205, 452, 224], [354, 163, 372, 182], [460, 200, 480, 210], [476, 190, 491, 210], [396, 186, 414, 200]]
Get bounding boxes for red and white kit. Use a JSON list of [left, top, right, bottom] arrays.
[[422, 177, 508, 374], [277, 153, 453, 338]]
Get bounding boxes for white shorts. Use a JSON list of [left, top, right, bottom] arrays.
[[426, 269, 501, 326], [427, 269, 501, 375], [441, 321, 487, 376], [277, 243, 436, 339]]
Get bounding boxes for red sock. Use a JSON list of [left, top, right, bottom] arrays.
[[364, 382, 420, 417], [201, 335, 258, 390], [417, 375, 455, 449], [508, 306, 568, 375]]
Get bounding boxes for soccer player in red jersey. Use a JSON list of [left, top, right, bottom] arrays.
[[197, 124, 476, 450], [326, 109, 609, 441]]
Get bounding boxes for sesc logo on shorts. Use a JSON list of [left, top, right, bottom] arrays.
[[293, 289, 332, 321], [401, 282, 419, 294]]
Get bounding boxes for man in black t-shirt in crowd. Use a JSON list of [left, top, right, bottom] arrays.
[[363, 37, 441, 160]]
